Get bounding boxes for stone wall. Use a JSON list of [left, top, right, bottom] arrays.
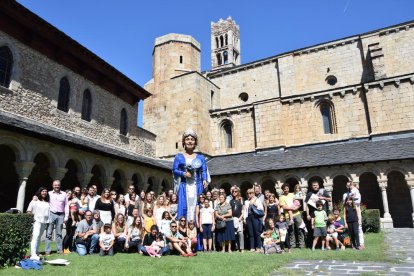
[[366, 78, 414, 135], [210, 62, 279, 109], [0, 30, 156, 157]]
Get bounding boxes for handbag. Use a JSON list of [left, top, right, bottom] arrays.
[[215, 219, 226, 229], [215, 204, 227, 229], [252, 203, 264, 218]]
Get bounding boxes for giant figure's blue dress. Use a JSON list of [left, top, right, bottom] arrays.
[[172, 153, 207, 221]]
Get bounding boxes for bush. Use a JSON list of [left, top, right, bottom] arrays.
[[362, 209, 381, 233], [0, 213, 33, 267]]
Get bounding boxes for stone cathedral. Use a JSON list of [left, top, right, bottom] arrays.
[[143, 17, 414, 229], [0, 0, 413, 229]]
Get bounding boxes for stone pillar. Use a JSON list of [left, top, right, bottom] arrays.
[[14, 162, 36, 212], [324, 178, 333, 212], [406, 178, 414, 227], [78, 172, 94, 189], [103, 177, 115, 189], [49, 167, 68, 181], [300, 177, 308, 194], [378, 179, 393, 229], [275, 180, 283, 197]]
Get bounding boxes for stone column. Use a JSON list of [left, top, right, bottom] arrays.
[[103, 176, 115, 189], [14, 162, 35, 212], [378, 179, 393, 228], [49, 167, 68, 181], [406, 178, 414, 226], [275, 180, 283, 197], [324, 177, 333, 211], [78, 172, 94, 189]]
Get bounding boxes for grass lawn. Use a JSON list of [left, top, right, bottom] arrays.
[[1, 233, 387, 276]]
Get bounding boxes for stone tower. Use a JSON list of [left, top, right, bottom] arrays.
[[211, 17, 241, 70], [144, 34, 215, 159]]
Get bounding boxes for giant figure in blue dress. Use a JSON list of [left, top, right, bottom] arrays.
[[173, 129, 208, 221]]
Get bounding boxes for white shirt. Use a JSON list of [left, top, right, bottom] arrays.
[[87, 194, 101, 213], [244, 198, 264, 218], [27, 200, 50, 223], [200, 206, 214, 225], [343, 187, 361, 205]]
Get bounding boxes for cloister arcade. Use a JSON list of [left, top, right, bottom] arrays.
[[212, 161, 414, 228], [0, 130, 172, 213]]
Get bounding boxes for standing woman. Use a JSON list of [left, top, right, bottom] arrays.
[[215, 193, 235, 253], [114, 194, 126, 217], [173, 129, 208, 221], [27, 187, 50, 260], [141, 193, 154, 218], [94, 188, 115, 225], [154, 195, 167, 226], [245, 188, 264, 252], [127, 193, 138, 225]]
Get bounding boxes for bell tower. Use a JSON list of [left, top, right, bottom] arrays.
[[211, 16, 241, 71]]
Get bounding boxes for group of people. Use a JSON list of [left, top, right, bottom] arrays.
[[26, 129, 365, 260]]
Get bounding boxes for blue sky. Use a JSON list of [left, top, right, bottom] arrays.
[[17, 0, 414, 126]]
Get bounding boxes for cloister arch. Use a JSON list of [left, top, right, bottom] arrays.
[[112, 169, 126, 195], [26, 153, 52, 209], [332, 175, 349, 205], [387, 170, 413, 227], [61, 159, 80, 191], [0, 145, 19, 212]]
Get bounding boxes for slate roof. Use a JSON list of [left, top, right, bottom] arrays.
[[0, 111, 172, 171], [207, 135, 414, 176]]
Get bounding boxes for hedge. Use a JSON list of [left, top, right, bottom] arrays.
[[0, 213, 33, 267], [362, 209, 381, 233]]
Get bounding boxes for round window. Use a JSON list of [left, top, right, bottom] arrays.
[[239, 92, 249, 102], [326, 75, 337, 86]]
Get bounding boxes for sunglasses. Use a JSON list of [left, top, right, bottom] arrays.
[[111, 193, 116, 195], [180, 219, 186, 222], [171, 226, 177, 228]]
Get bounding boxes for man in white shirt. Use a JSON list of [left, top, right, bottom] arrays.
[[87, 185, 100, 213]]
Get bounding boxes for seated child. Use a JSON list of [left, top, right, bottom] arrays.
[[145, 233, 165, 258], [326, 214, 345, 250], [99, 224, 115, 256]]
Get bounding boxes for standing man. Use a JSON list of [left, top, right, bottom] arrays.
[[279, 183, 305, 249], [87, 185, 100, 213], [305, 181, 331, 247], [45, 180, 69, 255]]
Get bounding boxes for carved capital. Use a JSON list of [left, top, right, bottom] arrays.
[[49, 167, 68, 181], [14, 161, 35, 180], [378, 179, 388, 191]]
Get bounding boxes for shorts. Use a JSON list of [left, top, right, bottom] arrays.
[[202, 224, 212, 239], [314, 226, 327, 237], [327, 232, 338, 239]]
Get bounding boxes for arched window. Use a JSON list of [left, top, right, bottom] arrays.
[[223, 51, 228, 64], [221, 120, 233, 148], [0, 46, 13, 88], [319, 102, 336, 134], [225, 34, 228, 45], [216, 53, 222, 65], [220, 36, 224, 47], [215, 37, 219, 49], [120, 108, 128, 135], [57, 77, 70, 112], [81, 89, 92, 121]]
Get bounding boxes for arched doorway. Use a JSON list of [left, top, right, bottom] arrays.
[[240, 181, 252, 199], [161, 179, 169, 194], [0, 145, 19, 212], [131, 173, 143, 193], [146, 177, 155, 194], [307, 176, 324, 190], [26, 153, 52, 209], [285, 177, 299, 193], [89, 165, 104, 194], [220, 183, 231, 196], [387, 171, 413, 228], [261, 179, 276, 198], [112, 170, 125, 195], [61, 160, 80, 191], [332, 175, 349, 206], [359, 172, 383, 216]]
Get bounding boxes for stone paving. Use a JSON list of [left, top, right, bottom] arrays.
[[274, 229, 414, 275]]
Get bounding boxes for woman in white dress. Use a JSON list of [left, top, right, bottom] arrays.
[[27, 187, 50, 260]]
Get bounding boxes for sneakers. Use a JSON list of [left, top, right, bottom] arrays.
[[63, 249, 71, 254], [30, 255, 40, 261]]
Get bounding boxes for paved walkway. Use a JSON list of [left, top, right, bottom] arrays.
[[275, 229, 414, 275]]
